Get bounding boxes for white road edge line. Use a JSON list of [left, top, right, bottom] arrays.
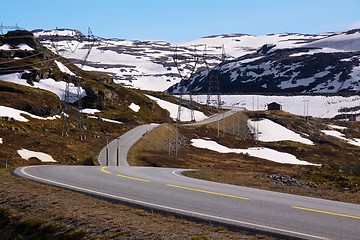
[[171, 169, 191, 180], [19, 166, 328, 240]]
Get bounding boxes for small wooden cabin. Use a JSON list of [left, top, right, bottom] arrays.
[[267, 102, 282, 111]]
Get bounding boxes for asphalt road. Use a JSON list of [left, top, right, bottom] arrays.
[[97, 124, 160, 166], [14, 165, 360, 240], [14, 109, 360, 239]]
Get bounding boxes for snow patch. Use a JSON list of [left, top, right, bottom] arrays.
[[0, 137, 3, 144], [16, 44, 34, 51], [248, 119, 314, 145], [0, 44, 34, 51], [146, 95, 208, 122], [17, 149, 56, 162], [0, 106, 60, 122], [328, 124, 348, 130], [321, 130, 360, 147], [82, 108, 101, 114], [87, 116, 123, 124], [191, 139, 320, 166], [129, 103, 140, 112], [101, 118, 123, 124], [0, 44, 12, 50], [0, 72, 86, 103], [54, 60, 75, 76]]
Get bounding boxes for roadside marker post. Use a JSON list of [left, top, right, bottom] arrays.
[[106, 139, 109, 166], [117, 138, 120, 166], [0, 159, 8, 169]]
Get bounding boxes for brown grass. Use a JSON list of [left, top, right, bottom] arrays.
[[129, 110, 360, 204], [0, 168, 273, 240]]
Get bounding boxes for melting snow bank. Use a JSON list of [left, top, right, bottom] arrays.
[[191, 139, 321, 166], [248, 118, 314, 145], [17, 149, 56, 162], [321, 130, 360, 147], [0, 72, 86, 103], [146, 95, 208, 122], [0, 106, 60, 122]]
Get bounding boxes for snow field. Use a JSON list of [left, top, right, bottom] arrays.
[[17, 149, 56, 162], [186, 94, 360, 119], [191, 139, 320, 166]]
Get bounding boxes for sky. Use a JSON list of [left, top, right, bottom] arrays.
[[2, 0, 360, 43]]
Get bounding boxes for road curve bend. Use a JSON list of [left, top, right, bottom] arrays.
[[14, 165, 360, 240], [14, 109, 360, 239]]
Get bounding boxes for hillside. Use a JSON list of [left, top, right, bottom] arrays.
[[1, 29, 360, 240], [33, 29, 207, 91], [33, 28, 360, 94], [0, 30, 271, 240], [167, 29, 360, 94], [0, 30, 173, 166], [129, 110, 360, 201]]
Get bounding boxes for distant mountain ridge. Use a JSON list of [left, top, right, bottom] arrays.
[[32, 28, 360, 94], [167, 29, 360, 94]]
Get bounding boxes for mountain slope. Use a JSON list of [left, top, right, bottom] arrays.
[[0, 30, 172, 166], [167, 29, 360, 94], [34, 28, 360, 94], [33, 29, 199, 91]]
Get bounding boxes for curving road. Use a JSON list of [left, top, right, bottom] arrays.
[[14, 109, 360, 239], [14, 165, 360, 240], [97, 124, 160, 166]]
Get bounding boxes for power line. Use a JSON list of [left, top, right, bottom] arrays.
[[0, 52, 44, 65], [173, 45, 199, 123], [0, 23, 24, 34]]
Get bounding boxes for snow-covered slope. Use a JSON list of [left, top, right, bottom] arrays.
[[184, 94, 360, 119], [31, 29, 333, 92], [179, 33, 325, 58], [0, 72, 86, 103], [167, 29, 360, 94], [33, 29, 196, 91], [33, 28, 360, 94]]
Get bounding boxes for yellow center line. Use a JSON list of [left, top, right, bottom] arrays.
[[101, 166, 111, 174], [116, 174, 151, 183], [167, 184, 250, 200], [292, 206, 360, 220]]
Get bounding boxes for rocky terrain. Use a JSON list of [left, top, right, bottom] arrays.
[[167, 29, 360, 94]]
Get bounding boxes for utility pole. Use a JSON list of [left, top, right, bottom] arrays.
[[168, 118, 171, 157], [303, 100, 310, 121], [175, 120, 178, 158], [117, 137, 120, 166], [106, 138, 109, 166]]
